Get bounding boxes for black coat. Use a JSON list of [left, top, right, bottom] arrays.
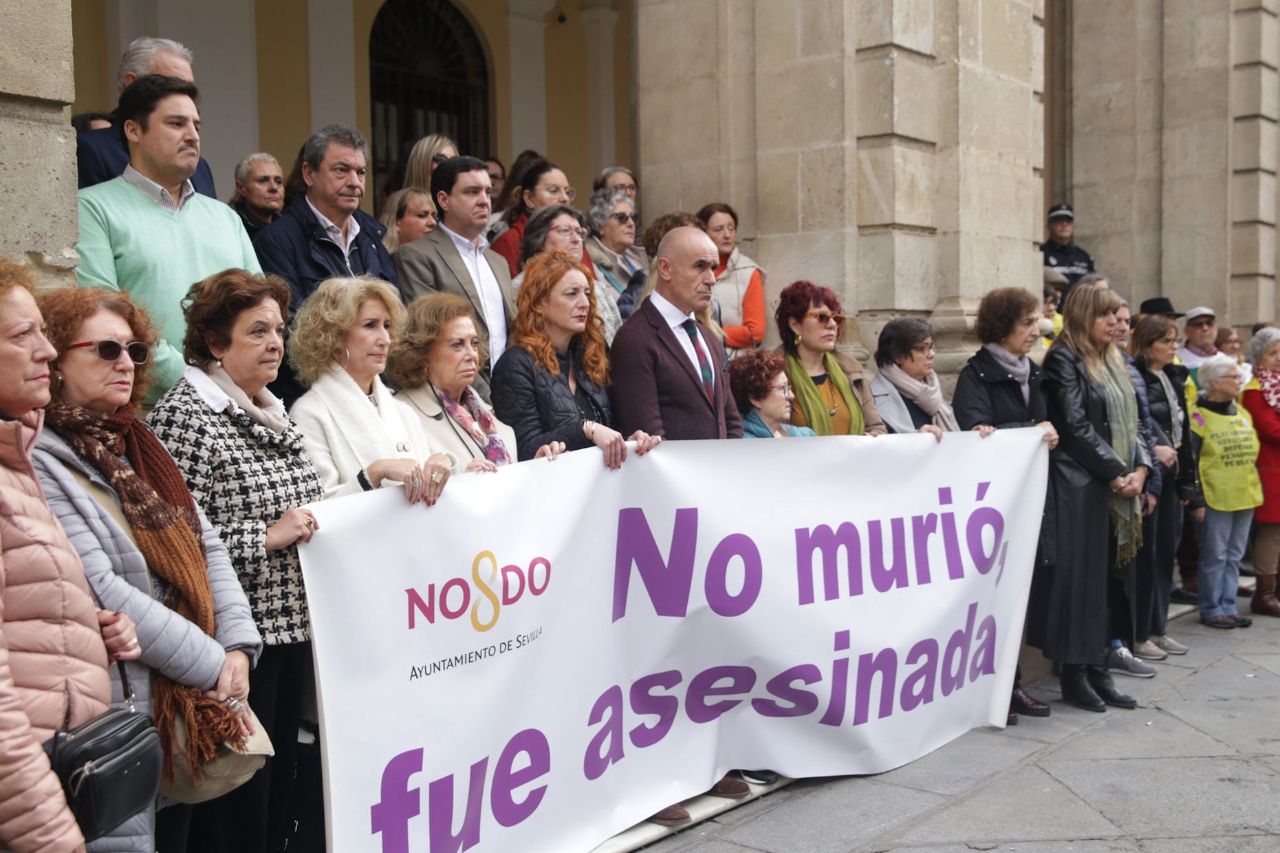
[[490, 344, 614, 461], [1133, 358, 1204, 507], [952, 346, 1047, 429], [254, 196, 398, 406], [1037, 345, 1151, 663]]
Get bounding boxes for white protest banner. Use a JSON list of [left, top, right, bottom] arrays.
[[299, 428, 1048, 853]]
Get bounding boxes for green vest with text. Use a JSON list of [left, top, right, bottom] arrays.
[[1191, 403, 1262, 511]]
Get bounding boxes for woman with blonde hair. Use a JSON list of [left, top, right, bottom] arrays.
[[289, 277, 454, 502], [379, 187, 437, 255], [1040, 283, 1151, 712], [401, 133, 458, 192], [491, 251, 659, 466]]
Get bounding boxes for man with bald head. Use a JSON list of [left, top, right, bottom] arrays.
[[610, 226, 743, 439], [78, 36, 218, 196]]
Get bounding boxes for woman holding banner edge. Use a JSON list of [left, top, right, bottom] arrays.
[[1039, 282, 1150, 712]]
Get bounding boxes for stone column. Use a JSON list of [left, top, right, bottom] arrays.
[[0, 0, 78, 287], [508, 0, 556, 155], [581, 0, 619, 176], [928, 0, 1044, 380], [633, 0, 1044, 373]]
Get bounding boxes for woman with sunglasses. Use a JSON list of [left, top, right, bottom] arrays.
[[515, 204, 622, 344], [773, 280, 886, 436], [586, 189, 648, 320], [697, 202, 766, 357], [30, 287, 261, 852]]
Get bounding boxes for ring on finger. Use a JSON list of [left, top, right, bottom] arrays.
[[430, 470, 444, 484]]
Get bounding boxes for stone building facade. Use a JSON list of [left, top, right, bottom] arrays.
[[2, 0, 1276, 354]]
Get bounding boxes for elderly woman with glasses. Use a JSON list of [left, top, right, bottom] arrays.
[[773, 280, 885, 436], [697, 202, 766, 357], [1192, 354, 1262, 629], [586, 189, 648, 320], [868, 319, 954, 440], [515, 204, 622, 345], [729, 350, 814, 438]]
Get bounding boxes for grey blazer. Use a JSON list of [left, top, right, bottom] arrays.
[[394, 227, 517, 400]]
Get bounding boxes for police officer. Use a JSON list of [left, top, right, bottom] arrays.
[[1041, 203, 1096, 286]]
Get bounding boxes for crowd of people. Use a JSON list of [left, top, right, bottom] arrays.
[[2, 35, 1275, 853]]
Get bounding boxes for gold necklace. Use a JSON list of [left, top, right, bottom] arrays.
[[820, 373, 838, 416]]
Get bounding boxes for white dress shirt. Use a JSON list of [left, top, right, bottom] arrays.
[[439, 221, 509, 368], [122, 164, 195, 213], [649, 290, 714, 389], [306, 197, 361, 262]]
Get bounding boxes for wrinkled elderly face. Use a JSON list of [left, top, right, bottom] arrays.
[[0, 288, 57, 417], [657, 231, 719, 315], [1185, 315, 1217, 350], [240, 160, 284, 217]]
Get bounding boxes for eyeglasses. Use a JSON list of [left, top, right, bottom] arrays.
[[611, 183, 638, 194], [543, 185, 576, 202], [549, 225, 589, 240], [804, 309, 846, 327], [65, 339, 150, 365], [609, 211, 638, 224], [769, 383, 794, 398], [913, 343, 936, 355]]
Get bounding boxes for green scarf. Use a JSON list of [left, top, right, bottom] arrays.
[[785, 351, 866, 436], [1097, 356, 1143, 569]]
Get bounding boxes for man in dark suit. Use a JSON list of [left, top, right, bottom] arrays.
[[395, 156, 516, 401], [77, 36, 217, 197], [610, 226, 743, 439]]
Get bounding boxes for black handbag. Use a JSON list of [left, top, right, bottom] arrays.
[[42, 662, 164, 842]]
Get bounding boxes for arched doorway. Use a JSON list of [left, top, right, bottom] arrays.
[[369, 0, 491, 202]]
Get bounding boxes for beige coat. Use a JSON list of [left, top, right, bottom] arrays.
[[0, 411, 111, 853], [397, 385, 518, 473]]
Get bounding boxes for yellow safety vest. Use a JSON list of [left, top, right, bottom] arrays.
[[1190, 402, 1263, 511]]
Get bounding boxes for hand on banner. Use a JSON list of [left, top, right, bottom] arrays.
[[971, 424, 997, 438], [1036, 420, 1059, 449], [266, 507, 318, 550], [628, 431, 661, 456], [466, 458, 499, 473], [585, 420, 629, 469], [423, 453, 452, 506], [918, 424, 944, 442], [368, 458, 429, 503], [534, 441, 567, 460]]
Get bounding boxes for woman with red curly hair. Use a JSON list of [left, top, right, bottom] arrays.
[[729, 350, 814, 438], [774, 280, 886, 436], [491, 251, 660, 466]]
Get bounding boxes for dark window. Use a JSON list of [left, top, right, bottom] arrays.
[[369, 0, 491, 202]]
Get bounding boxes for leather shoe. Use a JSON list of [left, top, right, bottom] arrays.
[[1086, 665, 1137, 709], [1006, 710, 1018, 725], [709, 774, 750, 799], [1231, 614, 1253, 628], [1171, 587, 1198, 604], [648, 804, 690, 826], [1060, 665, 1105, 712], [1011, 686, 1052, 717]]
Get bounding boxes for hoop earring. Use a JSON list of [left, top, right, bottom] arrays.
[[338, 348, 350, 368]]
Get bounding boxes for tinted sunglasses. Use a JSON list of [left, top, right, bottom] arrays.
[[804, 309, 846, 327], [66, 339, 150, 365], [610, 211, 638, 224]]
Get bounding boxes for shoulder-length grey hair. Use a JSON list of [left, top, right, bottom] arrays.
[[519, 204, 586, 268], [586, 189, 633, 234]]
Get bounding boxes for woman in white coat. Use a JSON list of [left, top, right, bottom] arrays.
[[288, 277, 453, 503]]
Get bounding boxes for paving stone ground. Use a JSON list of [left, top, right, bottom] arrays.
[[636, 601, 1280, 853]]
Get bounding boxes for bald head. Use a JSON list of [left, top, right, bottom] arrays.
[[655, 226, 719, 315]]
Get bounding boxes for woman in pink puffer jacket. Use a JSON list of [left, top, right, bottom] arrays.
[[0, 259, 113, 853]]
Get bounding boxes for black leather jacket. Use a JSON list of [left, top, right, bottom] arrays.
[[491, 343, 614, 461]]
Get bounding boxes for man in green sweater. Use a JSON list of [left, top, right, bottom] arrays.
[[76, 75, 260, 404]]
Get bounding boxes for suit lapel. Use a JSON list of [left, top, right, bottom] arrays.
[[432, 230, 487, 333], [646, 301, 715, 412]]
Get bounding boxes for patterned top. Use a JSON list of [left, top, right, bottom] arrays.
[[149, 376, 323, 645]]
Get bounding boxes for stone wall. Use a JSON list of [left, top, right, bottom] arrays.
[[1068, 0, 1280, 329], [0, 0, 79, 288], [633, 0, 1046, 372]]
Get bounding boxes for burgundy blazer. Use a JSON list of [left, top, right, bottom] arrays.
[[610, 298, 743, 440]]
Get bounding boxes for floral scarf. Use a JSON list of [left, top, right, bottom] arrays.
[[437, 386, 512, 465]]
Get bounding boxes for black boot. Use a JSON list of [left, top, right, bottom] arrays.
[[1060, 664, 1105, 712], [1086, 665, 1136, 709]]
